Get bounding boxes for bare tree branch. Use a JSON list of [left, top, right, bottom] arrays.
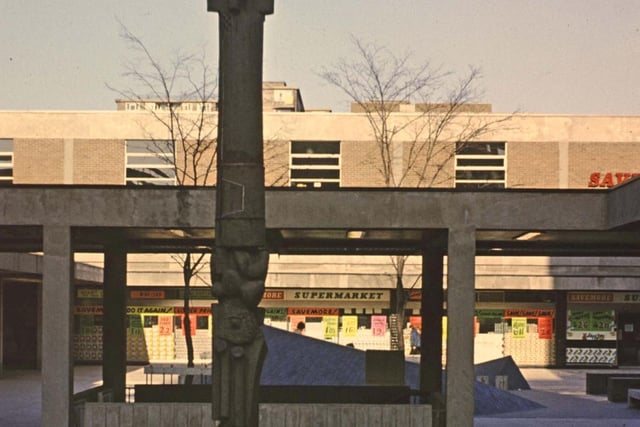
[[110, 23, 217, 368], [320, 37, 514, 351]]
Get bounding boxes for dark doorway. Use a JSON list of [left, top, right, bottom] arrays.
[[618, 312, 640, 366], [2, 282, 38, 369]]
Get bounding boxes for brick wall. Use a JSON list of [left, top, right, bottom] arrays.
[[74, 139, 125, 185], [507, 141, 560, 189], [14, 138, 65, 184], [341, 140, 388, 187]]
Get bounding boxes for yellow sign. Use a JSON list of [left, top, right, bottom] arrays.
[[342, 316, 358, 338], [323, 316, 339, 339], [442, 316, 447, 341], [512, 317, 527, 338]]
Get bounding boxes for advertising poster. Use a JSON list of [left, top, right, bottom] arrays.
[[512, 317, 527, 339], [129, 315, 143, 336], [342, 316, 358, 338], [323, 316, 339, 339], [567, 310, 616, 340], [158, 316, 173, 336], [538, 317, 553, 339], [371, 315, 387, 337]]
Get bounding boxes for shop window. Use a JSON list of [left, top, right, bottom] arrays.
[[0, 139, 13, 185], [455, 142, 506, 189], [476, 291, 504, 303], [477, 316, 505, 334], [196, 316, 209, 330], [358, 315, 371, 329], [144, 315, 159, 328], [504, 291, 556, 303], [290, 141, 340, 188], [126, 140, 176, 186]]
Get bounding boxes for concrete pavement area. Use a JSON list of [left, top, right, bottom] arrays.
[[475, 368, 640, 427], [1, 365, 640, 426]]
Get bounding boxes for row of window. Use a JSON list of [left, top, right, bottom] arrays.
[[0, 139, 12, 185], [0, 139, 507, 189]]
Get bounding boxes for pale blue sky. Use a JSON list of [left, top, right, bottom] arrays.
[[1, 0, 639, 114]]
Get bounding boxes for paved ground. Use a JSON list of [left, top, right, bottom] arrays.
[[1, 366, 640, 426], [475, 368, 640, 427]]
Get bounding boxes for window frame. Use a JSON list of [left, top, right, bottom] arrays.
[[0, 139, 14, 185], [454, 142, 506, 189], [125, 140, 177, 186], [289, 141, 341, 189]]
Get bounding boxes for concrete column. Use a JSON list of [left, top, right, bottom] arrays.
[[102, 237, 127, 401], [42, 225, 73, 427], [0, 279, 3, 376], [421, 251, 444, 397], [421, 249, 445, 427], [446, 226, 476, 427], [554, 290, 567, 368]]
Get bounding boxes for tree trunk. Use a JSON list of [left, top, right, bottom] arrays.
[[183, 253, 195, 384], [390, 273, 407, 352]]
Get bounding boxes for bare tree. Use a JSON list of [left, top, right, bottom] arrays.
[[110, 24, 217, 372], [320, 37, 512, 351]]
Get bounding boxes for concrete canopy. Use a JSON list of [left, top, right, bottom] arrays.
[[0, 181, 637, 256]]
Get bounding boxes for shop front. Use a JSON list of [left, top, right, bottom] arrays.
[[567, 292, 640, 367], [74, 286, 395, 363], [261, 288, 393, 350]]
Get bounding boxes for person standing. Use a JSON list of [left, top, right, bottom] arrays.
[[410, 325, 421, 355]]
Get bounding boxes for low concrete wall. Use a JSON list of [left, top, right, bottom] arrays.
[[259, 404, 432, 427], [83, 403, 215, 427], [83, 403, 432, 427]]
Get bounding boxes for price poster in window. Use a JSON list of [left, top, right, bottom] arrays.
[[129, 315, 143, 336], [538, 317, 553, 339], [323, 316, 339, 339], [512, 317, 527, 339], [158, 316, 173, 336], [371, 315, 387, 337], [342, 316, 358, 338]]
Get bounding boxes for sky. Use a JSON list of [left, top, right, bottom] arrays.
[[1, 0, 640, 114]]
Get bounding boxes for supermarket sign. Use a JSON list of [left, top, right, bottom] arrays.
[[288, 290, 389, 301]]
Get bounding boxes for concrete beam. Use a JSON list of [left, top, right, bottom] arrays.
[[0, 187, 616, 231]]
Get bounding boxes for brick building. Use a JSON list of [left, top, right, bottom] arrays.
[[1, 82, 640, 369]]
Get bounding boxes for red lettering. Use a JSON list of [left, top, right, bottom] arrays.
[[600, 173, 614, 187], [589, 172, 640, 188]]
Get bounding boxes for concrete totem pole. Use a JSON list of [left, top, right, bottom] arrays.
[[207, 0, 273, 426]]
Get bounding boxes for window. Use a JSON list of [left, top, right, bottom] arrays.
[[290, 141, 340, 189], [0, 139, 13, 185], [126, 140, 176, 186], [455, 142, 506, 189]]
